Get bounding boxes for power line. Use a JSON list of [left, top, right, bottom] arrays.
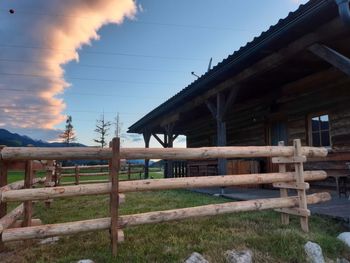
[[0, 43, 206, 61], [0, 58, 188, 73], [0, 88, 167, 99], [0, 8, 250, 32], [0, 72, 181, 85]]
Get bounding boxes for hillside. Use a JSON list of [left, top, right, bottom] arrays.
[[0, 129, 85, 147]]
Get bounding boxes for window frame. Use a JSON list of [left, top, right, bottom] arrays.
[[308, 112, 332, 148]]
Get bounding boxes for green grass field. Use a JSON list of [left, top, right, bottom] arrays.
[[3, 171, 350, 263]]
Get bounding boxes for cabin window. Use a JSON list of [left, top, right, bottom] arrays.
[[310, 114, 331, 147]]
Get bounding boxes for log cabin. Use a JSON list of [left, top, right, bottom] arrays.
[[128, 0, 350, 190]]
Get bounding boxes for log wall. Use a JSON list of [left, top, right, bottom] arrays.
[[185, 70, 350, 183]]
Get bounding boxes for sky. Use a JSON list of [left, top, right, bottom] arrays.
[[0, 0, 308, 147]]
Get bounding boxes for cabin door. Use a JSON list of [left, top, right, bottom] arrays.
[[270, 121, 288, 146], [267, 121, 288, 172]]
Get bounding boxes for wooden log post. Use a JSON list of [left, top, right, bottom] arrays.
[[44, 161, 54, 208], [22, 159, 34, 227], [57, 163, 62, 186], [294, 139, 309, 232], [109, 138, 121, 256], [277, 141, 289, 225], [143, 131, 151, 179], [74, 165, 80, 185], [273, 139, 310, 232], [0, 146, 8, 219], [127, 164, 131, 180], [0, 145, 7, 251]]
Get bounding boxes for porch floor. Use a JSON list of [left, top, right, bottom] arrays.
[[190, 187, 350, 224]]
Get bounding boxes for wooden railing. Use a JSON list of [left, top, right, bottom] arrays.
[[57, 163, 145, 185], [0, 139, 330, 256]]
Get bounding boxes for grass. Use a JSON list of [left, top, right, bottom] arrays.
[[2, 172, 350, 263]]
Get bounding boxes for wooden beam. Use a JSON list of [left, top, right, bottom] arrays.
[[0, 204, 24, 233], [0, 171, 327, 202], [294, 139, 309, 232], [0, 146, 328, 161], [308, 43, 350, 76], [143, 131, 151, 179], [152, 133, 166, 148], [222, 87, 239, 119], [205, 100, 217, 118], [1, 193, 331, 242]]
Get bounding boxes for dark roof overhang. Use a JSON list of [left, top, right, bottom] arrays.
[[128, 0, 348, 134]]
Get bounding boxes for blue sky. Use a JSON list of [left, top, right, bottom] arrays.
[[0, 0, 307, 147]]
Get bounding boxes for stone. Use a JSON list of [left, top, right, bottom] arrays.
[[337, 232, 350, 248], [336, 258, 350, 263], [224, 249, 253, 263], [39, 236, 59, 245], [77, 260, 95, 263], [184, 252, 209, 263], [304, 241, 325, 263]]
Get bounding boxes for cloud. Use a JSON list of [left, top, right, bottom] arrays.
[[0, 0, 137, 133]]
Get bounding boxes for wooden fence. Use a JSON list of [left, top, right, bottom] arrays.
[[56, 163, 145, 185], [0, 139, 330, 256]]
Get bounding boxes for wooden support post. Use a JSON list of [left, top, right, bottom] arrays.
[[74, 165, 80, 185], [293, 139, 309, 232], [22, 159, 34, 227], [109, 138, 120, 256], [277, 141, 289, 225], [0, 145, 8, 251], [206, 89, 239, 176], [164, 123, 175, 178], [143, 131, 151, 179]]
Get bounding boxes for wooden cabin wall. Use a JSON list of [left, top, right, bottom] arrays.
[[184, 71, 350, 185]]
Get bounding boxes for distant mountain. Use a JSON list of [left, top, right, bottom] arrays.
[[0, 128, 85, 147]]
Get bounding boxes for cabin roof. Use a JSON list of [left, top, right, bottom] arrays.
[[128, 0, 342, 134]]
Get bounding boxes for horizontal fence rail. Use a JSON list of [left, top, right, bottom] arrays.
[[0, 171, 327, 202], [1, 193, 331, 242], [0, 146, 327, 160]]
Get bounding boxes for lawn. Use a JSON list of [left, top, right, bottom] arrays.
[[2, 172, 350, 263]]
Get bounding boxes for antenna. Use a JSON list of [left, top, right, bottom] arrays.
[[207, 57, 212, 72], [191, 57, 213, 79], [191, 72, 200, 79]]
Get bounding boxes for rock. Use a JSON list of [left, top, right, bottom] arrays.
[[337, 258, 350, 263], [304, 241, 325, 263], [77, 260, 95, 263], [184, 252, 209, 263], [337, 232, 350, 248], [39, 236, 59, 245], [224, 249, 253, 263]]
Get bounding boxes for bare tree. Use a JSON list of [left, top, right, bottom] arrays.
[[60, 115, 76, 146], [94, 113, 111, 148], [114, 112, 123, 138]]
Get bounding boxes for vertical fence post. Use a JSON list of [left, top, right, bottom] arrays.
[[294, 139, 309, 232], [109, 138, 120, 256], [0, 145, 8, 251], [44, 161, 54, 208], [74, 165, 80, 185], [57, 162, 62, 186], [278, 141, 290, 225], [127, 164, 131, 180], [22, 158, 34, 227]]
